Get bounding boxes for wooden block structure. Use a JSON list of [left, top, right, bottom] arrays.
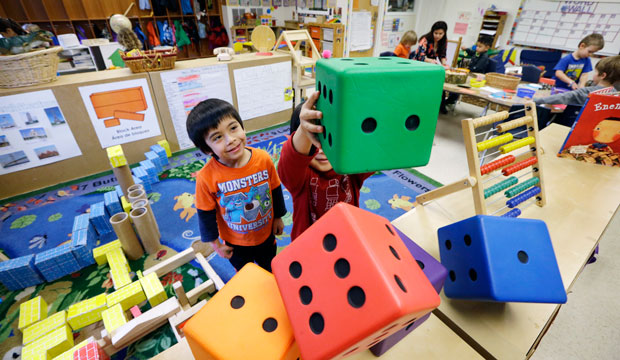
[[184, 263, 299, 360], [50, 339, 90, 360], [19, 296, 47, 330], [70, 227, 97, 269], [101, 304, 128, 333], [105, 248, 132, 290], [138, 271, 168, 307], [90, 202, 115, 241], [67, 294, 108, 331], [150, 144, 169, 166], [105, 145, 127, 168], [157, 140, 172, 157], [103, 191, 123, 216], [271, 203, 441, 360], [416, 102, 546, 217], [93, 240, 122, 266], [34, 245, 81, 282], [0, 254, 44, 291], [168, 300, 207, 342], [23, 310, 66, 345], [21, 324, 73, 360], [144, 151, 163, 173], [106, 281, 146, 311], [73, 341, 110, 360]]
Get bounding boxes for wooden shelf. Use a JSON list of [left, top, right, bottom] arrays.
[[479, 10, 507, 49]]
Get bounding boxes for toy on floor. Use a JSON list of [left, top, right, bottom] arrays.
[[437, 215, 566, 303], [271, 202, 440, 360], [417, 102, 546, 217], [314, 57, 444, 174]]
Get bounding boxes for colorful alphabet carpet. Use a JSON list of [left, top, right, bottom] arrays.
[[0, 124, 441, 359]]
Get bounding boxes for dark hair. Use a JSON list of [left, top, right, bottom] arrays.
[[0, 18, 27, 36], [186, 99, 244, 155], [477, 35, 493, 47], [422, 21, 448, 59], [290, 101, 304, 135], [595, 55, 620, 84]]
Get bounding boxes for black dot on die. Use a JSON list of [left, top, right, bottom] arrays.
[[449, 270, 456, 282], [416, 260, 425, 269], [328, 133, 332, 147], [394, 275, 407, 293], [362, 118, 377, 133], [347, 286, 366, 308], [445, 239, 452, 250], [469, 268, 478, 281], [323, 234, 337, 251], [385, 224, 394, 235], [405, 320, 417, 331], [322, 84, 326, 98], [262, 317, 278, 332], [464, 234, 472, 246], [230, 295, 245, 309], [289, 261, 302, 278], [334, 258, 350, 278], [518, 250, 529, 264], [329, 89, 333, 104], [317, 81, 321, 92], [299, 286, 313, 305], [389, 245, 400, 260], [309, 312, 324, 334], [405, 115, 420, 131]]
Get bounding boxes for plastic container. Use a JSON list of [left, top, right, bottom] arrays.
[[516, 87, 536, 99]]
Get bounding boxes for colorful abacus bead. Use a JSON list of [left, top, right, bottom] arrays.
[[507, 186, 541, 208], [480, 155, 515, 175], [483, 176, 518, 199], [499, 137, 536, 154], [505, 177, 540, 198], [476, 133, 513, 152], [502, 156, 538, 176], [501, 208, 522, 217]]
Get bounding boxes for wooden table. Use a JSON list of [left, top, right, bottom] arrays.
[[152, 313, 483, 359], [392, 124, 620, 359]]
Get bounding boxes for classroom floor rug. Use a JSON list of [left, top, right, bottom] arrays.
[[0, 124, 439, 359]]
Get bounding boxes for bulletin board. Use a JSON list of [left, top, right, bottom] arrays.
[[512, 0, 620, 56], [348, 0, 379, 57]]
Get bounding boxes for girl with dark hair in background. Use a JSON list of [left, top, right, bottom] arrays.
[[410, 21, 448, 65]]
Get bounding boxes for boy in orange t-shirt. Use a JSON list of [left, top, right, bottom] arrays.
[[186, 99, 286, 272], [393, 30, 417, 58]]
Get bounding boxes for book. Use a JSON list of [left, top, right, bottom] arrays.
[[558, 93, 620, 167]]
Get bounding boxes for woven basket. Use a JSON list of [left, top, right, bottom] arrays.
[[485, 72, 520, 90], [121, 48, 177, 73], [0, 47, 62, 88], [459, 94, 510, 112]]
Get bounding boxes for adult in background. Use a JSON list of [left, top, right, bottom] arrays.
[[410, 21, 448, 65]]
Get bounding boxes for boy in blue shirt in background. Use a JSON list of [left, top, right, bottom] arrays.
[[553, 33, 604, 90]]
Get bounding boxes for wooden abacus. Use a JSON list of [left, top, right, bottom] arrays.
[[417, 102, 546, 217]]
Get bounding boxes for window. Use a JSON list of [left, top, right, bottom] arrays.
[[388, 0, 414, 12]]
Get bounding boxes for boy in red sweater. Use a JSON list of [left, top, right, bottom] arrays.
[[278, 91, 374, 240]]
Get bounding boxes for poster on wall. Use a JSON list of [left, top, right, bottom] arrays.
[[233, 61, 292, 120], [78, 79, 161, 149], [0, 90, 82, 175], [160, 64, 234, 150]]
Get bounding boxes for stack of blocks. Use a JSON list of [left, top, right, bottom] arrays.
[[105, 247, 131, 290], [138, 271, 167, 307], [106, 280, 146, 311], [34, 245, 81, 283], [371, 228, 448, 356], [51, 339, 90, 360], [144, 151, 163, 174], [103, 191, 123, 216], [66, 293, 108, 331], [90, 202, 116, 243], [314, 57, 444, 174], [271, 203, 441, 360], [93, 240, 122, 266], [73, 341, 109, 360], [70, 215, 97, 268], [19, 296, 48, 331], [0, 255, 43, 290], [22, 310, 66, 345], [184, 263, 299, 359], [21, 324, 73, 360], [106, 145, 127, 168], [157, 139, 171, 157], [437, 215, 567, 303], [131, 166, 152, 193], [101, 303, 128, 333], [150, 144, 169, 166]]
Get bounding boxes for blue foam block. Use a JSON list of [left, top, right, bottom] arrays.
[[71, 228, 96, 268], [35, 245, 81, 282], [115, 185, 124, 198], [150, 144, 169, 166], [90, 202, 113, 235], [104, 191, 123, 216], [0, 255, 43, 290], [145, 151, 163, 173], [438, 215, 566, 304], [139, 160, 159, 182]]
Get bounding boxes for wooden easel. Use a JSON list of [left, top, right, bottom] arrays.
[[416, 102, 546, 216], [273, 30, 321, 105]]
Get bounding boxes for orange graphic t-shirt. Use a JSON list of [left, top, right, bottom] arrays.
[[195, 147, 281, 246]]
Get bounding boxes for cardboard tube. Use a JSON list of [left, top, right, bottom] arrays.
[[127, 184, 144, 194], [128, 188, 148, 203], [130, 207, 161, 254], [131, 198, 160, 238], [110, 212, 144, 260], [113, 165, 135, 199]]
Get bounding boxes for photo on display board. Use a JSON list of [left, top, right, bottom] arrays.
[[44, 106, 66, 126], [22, 112, 39, 125], [261, 0, 270, 6], [0, 135, 9, 148], [34, 144, 60, 160], [0, 114, 16, 129], [19, 127, 47, 141], [0, 151, 29, 169]]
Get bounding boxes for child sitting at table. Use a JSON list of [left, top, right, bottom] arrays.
[[462, 36, 493, 74], [536, 55, 620, 106], [552, 33, 605, 90], [393, 30, 417, 59]]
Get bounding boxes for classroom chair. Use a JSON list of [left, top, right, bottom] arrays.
[[521, 65, 543, 83], [484, 57, 499, 74], [519, 50, 562, 78]]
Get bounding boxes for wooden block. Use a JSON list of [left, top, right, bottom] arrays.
[[19, 296, 47, 330], [90, 87, 147, 119], [142, 248, 195, 278], [113, 110, 145, 121], [186, 279, 215, 306], [110, 297, 181, 349], [103, 118, 121, 128], [151, 338, 195, 360], [195, 253, 225, 290], [168, 300, 207, 342], [22, 310, 66, 345], [173, 282, 190, 311]]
